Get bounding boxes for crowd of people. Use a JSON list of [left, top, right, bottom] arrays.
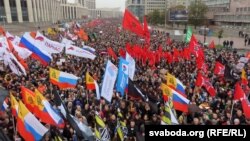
[[0, 18, 250, 141]]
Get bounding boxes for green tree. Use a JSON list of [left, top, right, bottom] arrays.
[[188, 0, 208, 29], [148, 10, 161, 25]]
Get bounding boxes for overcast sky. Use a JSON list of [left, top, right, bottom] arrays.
[[96, 0, 125, 11]]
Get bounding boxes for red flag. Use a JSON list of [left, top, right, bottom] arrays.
[[173, 48, 179, 62], [122, 9, 144, 37], [195, 73, 203, 87], [107, 47, 118, 60], [214, 61, 225, 76], [143, 16, 150, 43], [119, 48, 126, 59], [209, 40, 215, 49], [166, 37, 172, 45], [189, 35, 201, 57], [165, 52, 173, 64], [234, 83, 245, 100], [183, 47, 190, 60], [241, 99, 250, 119], [195, 73, 216, 97]]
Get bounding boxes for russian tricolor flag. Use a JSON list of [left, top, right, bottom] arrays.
[[17, 101, 48, 141], [20, 32, 52, 66], [171, 87, 190, 112], [49, 68, 79, 89], [1, 98, 9, 111]]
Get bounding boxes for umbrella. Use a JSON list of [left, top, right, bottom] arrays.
[[188, 104, 201, 113]]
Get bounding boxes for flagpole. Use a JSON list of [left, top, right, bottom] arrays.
[[230, 101, 235, 124], [12, 115, 16, 140], [86, 91, 89, 104]]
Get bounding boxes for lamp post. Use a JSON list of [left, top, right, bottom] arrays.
[[204, 26, 206, 46]]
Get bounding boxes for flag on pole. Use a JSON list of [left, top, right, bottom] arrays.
[[86, 72, 96, 90], [101, 60, 118, 102], [17, 101, 48, 141], [116, 58, 129, 97], [10, 93, 18, 117], [53, 90, 94, 140], [161, 102, 178, 125], [95, 113, 110, 141], [185, 27, 192, 43], [49, 67, 79, 89], [122, 9, 144, 37]]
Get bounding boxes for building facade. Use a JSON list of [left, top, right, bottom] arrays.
[[167, 0, 194, 9], [210, 0, 250, 26], [89, 8, 123, 19], [126, 0, 145, 20], [0, 0, 121, 24], [126, 0, 167, 20]]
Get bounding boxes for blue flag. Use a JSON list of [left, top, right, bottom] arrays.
[[116, 58, 129, 97]]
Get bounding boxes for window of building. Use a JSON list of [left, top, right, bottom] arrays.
[[9, 0, 18, 21], [248, 7, 250, 11], [244, 7, 247, 11], [21, 0, 29, 21], [236, 8, 239, 12], [0, 0, 5, 22]]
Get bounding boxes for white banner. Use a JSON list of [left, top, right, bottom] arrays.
[[61, 38, 74, 45], [126, 52, 136, 80], [35, 32, 64, 54], [101, 60, 118, 102], [65, 44, 96, 60]]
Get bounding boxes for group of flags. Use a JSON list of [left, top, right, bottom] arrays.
[[161, 73, 190, 113], [9, 87, 63, 141]]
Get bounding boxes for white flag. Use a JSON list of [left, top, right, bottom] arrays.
[[65, 44, 96, 60], [126, 52, 136, 80], [101, 60, 118, 102]]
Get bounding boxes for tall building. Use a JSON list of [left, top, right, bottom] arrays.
[[205, 0, 250, 26], [126, 0, 168, 20], [126, 0, 145, 20], [0, 0, 63, 23], [0, 0, 122, 24]]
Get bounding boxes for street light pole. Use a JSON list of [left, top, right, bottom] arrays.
[[164, 2, 167, 29]]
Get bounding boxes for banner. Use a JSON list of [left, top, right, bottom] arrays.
[[65, 44, 96, 60], [116, 58, 129, 97], [101, 60, 118, 102], [35, 32, 64, 53], [126, 52, 136, 80]]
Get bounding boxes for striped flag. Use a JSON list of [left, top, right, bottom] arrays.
[[10, 94, 18, 117], [1, 97, 9, 111], [95, 113, 110, 141], [185, 27, 192, 43], [161, 102, 178, 125], [116, 110, 128, 141]]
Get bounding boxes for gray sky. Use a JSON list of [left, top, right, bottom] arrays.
[[96, 0, 125, 11]]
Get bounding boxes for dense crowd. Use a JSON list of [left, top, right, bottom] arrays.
[[1, 18, 250, 141]]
